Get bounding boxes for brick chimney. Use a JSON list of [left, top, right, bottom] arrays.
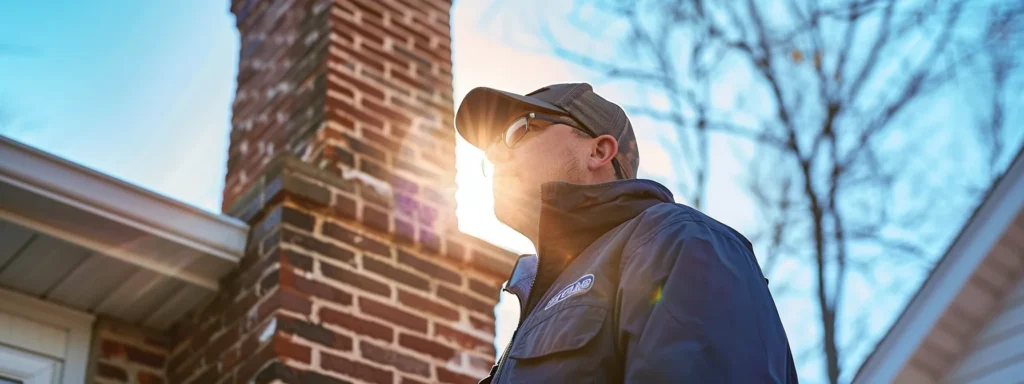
[[166, 1, 516, 383]]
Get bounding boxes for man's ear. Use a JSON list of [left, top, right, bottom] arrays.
[[588, 134, 619, 171]]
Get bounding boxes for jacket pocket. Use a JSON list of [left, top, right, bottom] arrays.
[[510, 304, 607, 360]]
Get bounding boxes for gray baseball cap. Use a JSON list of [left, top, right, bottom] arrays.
[[455, 83, 639, 179]]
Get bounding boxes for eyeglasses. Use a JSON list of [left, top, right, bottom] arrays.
[[480, 112, 625, 179], [499, 112, 584, 148], [480, 113, 582, 177]]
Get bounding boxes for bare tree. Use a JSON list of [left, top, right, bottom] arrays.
[[972, 7, 1023, 181], [491, 0, 1024, 382]]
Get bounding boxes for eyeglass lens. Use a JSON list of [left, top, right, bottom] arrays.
[[503, 116, 529, 147]]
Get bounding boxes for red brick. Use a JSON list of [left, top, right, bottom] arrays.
[[205, 323, 241, 363], [320, 262, 392, 297], [468, 354, 495, 372], [250, 206, 283, 244], [360, 235, 393, 257], [390, 67, 432, 94], [170, 352, 201, 383], [401, 377, 430, 384], [259, 268, 280, 295], [435, 323, 494, 355], [282, 228, 356, 264], [361, 41, 414, 74], [282, 206, 316, 232], [362, 128, 401, 151], [320, 307, 394, 342], [468, 314, 495, 335], [360, 297, 429, 333], [125, 345, 166, 369], [280, 286, 314, 315], [395, 219, 415, 244], [421, 186, 447, 205], [436, 367, 479, 384], [226, 290, 261, 326], [362, 97, 413, 126], [327, 65, 386, 101], [281, 248, 315, 272], [194, 366, 220, 384], [137, 371, 165, 384], [101, 339, 126, 359], [97, 361, 128, 382], [469, 278, 500, 300], [398, 250, 460, 285], [348, 138, 389, 164], [220, 346, 242, 373], [296, 369, 354, 384], [397, 290, 459, 321], [278, 315, 352, 351], [253, 361, 287, 384], [394, 193, 419, 217], [239, 329, 264, 363], [324, 222, 395, 257], [281, 267, 354, 306], [362, 203, 391, 232], [331, 8, 386, 47], [419, 229, 440, 254], [417, 204, 438, 227], [350, 0, 385, 20], [235, 341, 276, 384], [334, 193, 358, 219], [363, 255, 429, 290], [399, 332, 457, 361], [360, 340, 431, 377], [322, 351, 394, 384], [167, 343, 193, 374], [323, 222, 361, 246], [395, 158, 438, 180], [437, 285, 494, 315], [468, 250, 514, 279], [444, 239, 466, 262], [274, 334, 312, 363], [390, 175, 419, 194], [325, 86, 386, 127]]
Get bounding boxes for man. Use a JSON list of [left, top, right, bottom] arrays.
[[455, 83, 798, 383]]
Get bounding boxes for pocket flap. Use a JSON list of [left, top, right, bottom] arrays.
[[509, 305, 607, 360]]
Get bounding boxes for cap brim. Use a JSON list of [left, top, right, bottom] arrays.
[[455, 87, 567, 150]]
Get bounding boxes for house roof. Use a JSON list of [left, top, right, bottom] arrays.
[[854, 148, 1024, 383], [0, 135, 248, 330]]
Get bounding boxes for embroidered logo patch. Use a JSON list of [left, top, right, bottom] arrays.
[[544, 274, 594, 310]]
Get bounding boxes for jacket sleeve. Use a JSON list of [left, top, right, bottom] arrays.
[[617, 218, 790, 383]]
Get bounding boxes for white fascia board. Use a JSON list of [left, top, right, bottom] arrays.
[[854, 150, 1024, 383], [0, 136, 248, 262]]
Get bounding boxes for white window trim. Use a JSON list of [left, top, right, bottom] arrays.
[[0, 289, 94, 384], [0, 344, 62, 384]]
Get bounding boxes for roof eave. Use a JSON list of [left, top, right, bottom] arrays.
[[853, 148, 1024, 383]]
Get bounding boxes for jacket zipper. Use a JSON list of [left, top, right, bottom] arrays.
[[490, 327, 517, 383], [492, 258, 539, 384]]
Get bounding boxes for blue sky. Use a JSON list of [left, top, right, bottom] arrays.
[[0, 0, 238, 211], [1, 1, 1019, 383]]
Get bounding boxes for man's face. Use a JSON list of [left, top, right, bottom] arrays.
[[485, 119, 589, 226]]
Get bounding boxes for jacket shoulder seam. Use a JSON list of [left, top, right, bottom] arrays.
[[620, 210, 697, 269]]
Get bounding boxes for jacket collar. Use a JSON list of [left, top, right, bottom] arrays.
[[537, 178, 674, 259], [517, 178, 674, 318]]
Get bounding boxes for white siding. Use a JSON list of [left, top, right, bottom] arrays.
[[943, 280, 1024, 384]]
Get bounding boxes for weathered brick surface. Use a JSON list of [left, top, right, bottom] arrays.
[[156, 0, 520, 383], [90, 319, 169, 384]]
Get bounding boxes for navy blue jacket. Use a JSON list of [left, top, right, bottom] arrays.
[[480, 179, 798, 383]]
